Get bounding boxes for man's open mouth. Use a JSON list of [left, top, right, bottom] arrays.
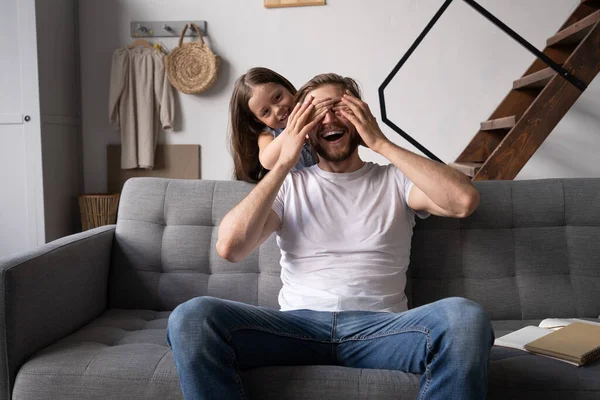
[[322, 130, 345, 142]]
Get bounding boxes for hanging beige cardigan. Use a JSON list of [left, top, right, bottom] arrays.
[[109, 47, 174, 169]]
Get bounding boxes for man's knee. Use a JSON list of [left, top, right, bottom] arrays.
[[436, 297, 493, 340], [168, 296, 224, 339]]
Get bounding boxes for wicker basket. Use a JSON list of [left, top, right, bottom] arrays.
[[165, 23, 220, 94], [78, 194, 120, 231]]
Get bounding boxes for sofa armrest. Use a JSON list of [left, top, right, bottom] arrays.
[[0, 225, 115, 398]]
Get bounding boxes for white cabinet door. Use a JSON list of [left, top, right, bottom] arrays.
[[0, 0, 44, 258]]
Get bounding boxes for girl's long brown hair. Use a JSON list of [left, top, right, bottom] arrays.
[[229, 67, 296, 183]]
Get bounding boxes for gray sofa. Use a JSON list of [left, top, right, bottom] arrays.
[[2, 177, 599, 400]]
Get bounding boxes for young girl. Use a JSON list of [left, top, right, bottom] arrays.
[[229, 67, 331, 183]]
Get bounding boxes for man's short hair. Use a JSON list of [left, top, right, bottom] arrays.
[[295, 73, 362, 104]]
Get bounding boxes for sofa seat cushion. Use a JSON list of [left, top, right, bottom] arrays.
[[489, 346, 600, 399], [242, 366, 420, 400], [13, 309, 182, 400], [14, 311, 600, 400], [12, 309, 422, 400], [489, 319, 600, 399]]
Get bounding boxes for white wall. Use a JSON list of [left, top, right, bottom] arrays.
[[79, 0, 600, 192]]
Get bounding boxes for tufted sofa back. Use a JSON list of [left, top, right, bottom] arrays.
[[109, 178, 281, 311], [407, 178, 600, 320], [109, 177, 600, 321]]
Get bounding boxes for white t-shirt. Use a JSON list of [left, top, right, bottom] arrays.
[[272, 162, 428, 313]]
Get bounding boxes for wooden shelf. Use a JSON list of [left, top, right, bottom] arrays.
[[513, 67, 558, 90], [449, 162, 483, 177], [480, 116, 517, 131], [264, 0, 325, 8], [547, 10, 600, 46]]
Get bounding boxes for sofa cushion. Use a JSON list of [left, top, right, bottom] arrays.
[[109, 178, 600, 325], [13, 309, 600, 399], [408, 179, 600, 322], [108, 179, 283, 312], [12, 309, 181, 400], [243, 366, 420, 400], [489, 346, 600, 399], [489, 319, 600, 399], [12, 309, 423, 400]]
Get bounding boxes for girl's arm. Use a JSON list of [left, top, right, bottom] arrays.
[[258, 131, 286, 170]]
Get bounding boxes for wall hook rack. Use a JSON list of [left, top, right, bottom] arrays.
[[130, 21, 207, 38]]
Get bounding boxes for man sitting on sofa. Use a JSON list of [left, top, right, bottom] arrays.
[[167, 73, 495, 400]]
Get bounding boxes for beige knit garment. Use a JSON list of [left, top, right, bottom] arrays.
[[109, 47, 174, 169]]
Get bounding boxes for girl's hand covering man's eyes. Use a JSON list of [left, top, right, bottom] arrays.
[[278, 95, 326, 169]]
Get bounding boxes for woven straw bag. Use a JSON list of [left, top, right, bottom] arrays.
[[165, 23, 220, 94]]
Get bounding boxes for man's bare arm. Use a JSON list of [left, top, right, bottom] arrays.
[[376, 141, 479, 218], [337, 92, 479, 218], [217, 96, 326, 262], [216, 163, 288, 262]]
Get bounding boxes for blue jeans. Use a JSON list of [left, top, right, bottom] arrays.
[[166, 296, 494, 400]]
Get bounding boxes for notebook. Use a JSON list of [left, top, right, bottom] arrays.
[[494, 318, 600, 366], [494, 326, 552, 351], [524, 322, 600, 366]]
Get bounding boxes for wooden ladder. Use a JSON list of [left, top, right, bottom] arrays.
[[451, 0, 600, 180]]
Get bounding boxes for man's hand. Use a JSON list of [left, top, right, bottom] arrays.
[[278, 95, 326, 169], [334, 90, 390, 153]]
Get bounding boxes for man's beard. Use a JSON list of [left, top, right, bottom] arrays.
[[311, 129, 361, 162]]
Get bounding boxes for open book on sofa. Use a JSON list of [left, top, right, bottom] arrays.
[[495, 319, 600, 366]]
